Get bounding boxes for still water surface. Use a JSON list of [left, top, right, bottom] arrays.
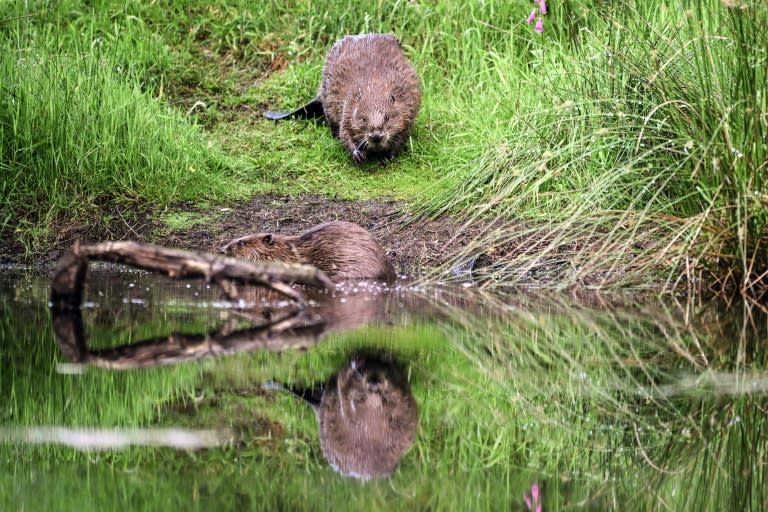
[[1, 267, 766, 510]]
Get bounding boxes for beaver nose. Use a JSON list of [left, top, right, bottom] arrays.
[[369, 132, 384, 144]]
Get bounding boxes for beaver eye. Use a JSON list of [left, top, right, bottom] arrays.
[[384, 114, 390, 122], [389, 93, 396, 103], [262, 234, 274, 245]]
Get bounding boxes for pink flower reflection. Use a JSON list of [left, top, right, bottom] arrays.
[[524, 483, 542, 512]]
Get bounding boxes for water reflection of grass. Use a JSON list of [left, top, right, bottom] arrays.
[[2, 276, 766, 510], [436, 290, 767, 509], [637, 394, 766, 510], [2, 288, 530, 509], [0, 300, 204, 431], [146, 321, 544, 510]]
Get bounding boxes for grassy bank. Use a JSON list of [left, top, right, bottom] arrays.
[[1, 1, 766, 295]]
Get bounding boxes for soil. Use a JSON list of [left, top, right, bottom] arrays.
[[3, 194, 485, 278]]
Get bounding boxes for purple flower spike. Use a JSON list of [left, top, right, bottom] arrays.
[[527, 8, 537, 24], [535, 18, 544, 33], [539, 0, 548, 15], [532, 484, 540, 498]]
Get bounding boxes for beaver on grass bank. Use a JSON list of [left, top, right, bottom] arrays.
[[265, 33, 422, 164]]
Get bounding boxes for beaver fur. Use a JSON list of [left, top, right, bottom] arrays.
[[264, 33, 421, 164], [220, 220, 396, 282], [280, 353, 419, 479]]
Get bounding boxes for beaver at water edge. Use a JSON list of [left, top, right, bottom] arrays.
[[220, 221, 396, 283], [264, 33, 422, 164]]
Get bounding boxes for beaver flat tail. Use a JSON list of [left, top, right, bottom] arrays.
[[264, 98, 324, 120]]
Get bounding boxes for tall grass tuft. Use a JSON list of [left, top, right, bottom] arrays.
[[420, 0, 767, 297], [0, 19, 234, 252]]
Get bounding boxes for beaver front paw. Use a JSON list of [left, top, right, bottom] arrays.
[[352, 149, 367, 164]]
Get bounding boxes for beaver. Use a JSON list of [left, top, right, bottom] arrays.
[[220, 221, 396, 283], [277, 353, 419, 479], [265, 33, 422, 164]]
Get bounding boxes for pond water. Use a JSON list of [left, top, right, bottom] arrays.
[[1, 266, 766, 510]]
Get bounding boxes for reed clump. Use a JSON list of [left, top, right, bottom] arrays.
[[420, 0, 767, 298]]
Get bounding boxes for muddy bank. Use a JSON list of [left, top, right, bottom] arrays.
[[2, 194, 484, 278]]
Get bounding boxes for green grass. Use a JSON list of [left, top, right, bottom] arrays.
[[1, 0, 766, 294], [417, 1, 768, 295], [0, 26, 238, 251], [427, 289, 768, 510]]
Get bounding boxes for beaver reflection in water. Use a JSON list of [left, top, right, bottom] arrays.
[[283, 353, 419, 479]]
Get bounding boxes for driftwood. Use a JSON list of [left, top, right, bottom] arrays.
[[50, 240, 333, 308]]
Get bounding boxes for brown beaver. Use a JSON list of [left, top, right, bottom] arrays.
[[265, 33, 422, 164], [277, 353, 419, 479], [220, 221, 396, 283]]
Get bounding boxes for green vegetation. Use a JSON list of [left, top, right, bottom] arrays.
[[2, 272, 766, 510], [0, 12, 237, 251], [420, 1, 768, 296], [436, 290, 768, 511], [1, 1, 766, 294]]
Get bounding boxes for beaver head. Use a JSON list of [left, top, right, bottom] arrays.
[[344, 84, 419, 160], [316, 355, 419, 479], [219, 233, 301, 263]]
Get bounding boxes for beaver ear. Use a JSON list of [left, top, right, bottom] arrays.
[[262, 234, 274, 245]]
